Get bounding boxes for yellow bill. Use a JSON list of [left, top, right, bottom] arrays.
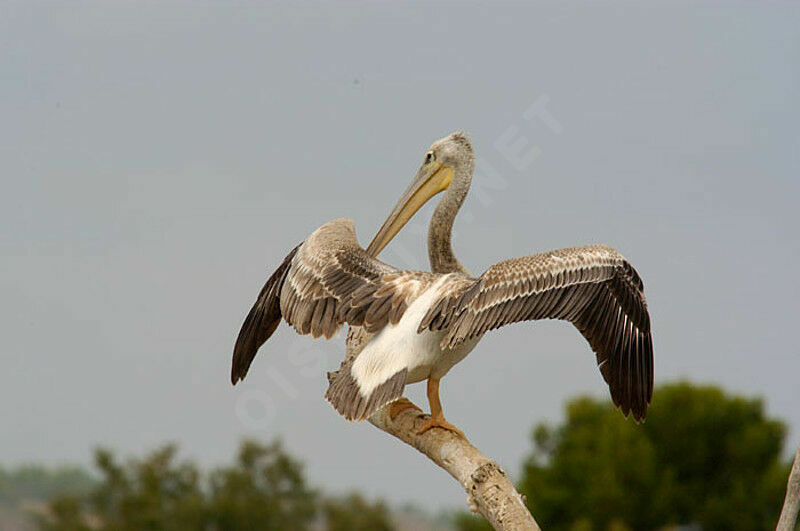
[[366, 161, 453, 257]]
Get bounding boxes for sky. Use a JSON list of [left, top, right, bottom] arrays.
[[2, 1, 799, 511]]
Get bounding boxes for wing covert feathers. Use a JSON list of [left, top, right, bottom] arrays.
[[232, 219, 431, 384], [233, 220, 654, 423], [419, 244, 654, 421], [279, 220, 433, 337]]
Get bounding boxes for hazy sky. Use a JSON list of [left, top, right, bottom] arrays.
[[2, 1, 799, 510]]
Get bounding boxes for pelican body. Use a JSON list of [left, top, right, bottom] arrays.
[[233, 133, 653, 434]]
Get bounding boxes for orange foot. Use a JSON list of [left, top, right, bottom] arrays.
[[416, 416, 466, 439], [387, 398, 422, 420]]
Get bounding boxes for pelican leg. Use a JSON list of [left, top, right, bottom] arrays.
[[417, 377, 466, 439], [387, 397, 422, 420]]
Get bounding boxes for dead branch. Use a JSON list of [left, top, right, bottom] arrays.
[[336, 327, 538, 530], [368, 403, 540, 530], [777, 441, 800, 531]]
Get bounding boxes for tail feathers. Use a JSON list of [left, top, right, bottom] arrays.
[[325, 365, 407, 421]]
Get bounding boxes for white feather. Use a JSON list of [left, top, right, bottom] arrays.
[[350, 275, 478, 397]]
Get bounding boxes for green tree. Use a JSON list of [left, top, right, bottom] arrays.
[[514, 382, 790, 531], [521, 397, 666, 530], [41, 440, 317, 530], [208, 440, 317, 530], [323, 492, 394, 531], [42, 496, 92, 531], [639, 383, 788, 529], [45, 444, 207, 531], [453, 510, 493, 531], [41, 439, 395, 530]]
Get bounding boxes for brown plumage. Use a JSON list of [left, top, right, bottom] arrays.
[[418, 245, 652, 421], [233, 219, 652, 422], [232, 131, 654, 427], [232, 219, 434, 386]]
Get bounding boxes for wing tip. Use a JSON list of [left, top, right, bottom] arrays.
[[229, 244, 301, 387], [230, 344, 253, 385], [603, 329, 654, 423]]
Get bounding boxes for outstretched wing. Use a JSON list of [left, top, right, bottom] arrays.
[[232, 218, 433, 384], [420, 245, 653, 421]]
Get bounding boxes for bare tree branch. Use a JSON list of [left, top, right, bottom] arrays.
[[368, 403, 540, 530], [778, 442, 800, 531], [336, 328, 539, 530]]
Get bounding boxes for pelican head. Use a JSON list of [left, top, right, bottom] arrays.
[[366, 132, 474, 257]]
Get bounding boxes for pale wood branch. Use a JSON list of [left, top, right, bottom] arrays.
[[777, 442, 800, 531], [338, 327, 539, 530], [368, 403, 539, 530], [369, 408, 539, 530]]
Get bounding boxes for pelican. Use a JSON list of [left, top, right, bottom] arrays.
[[232, 132, 653, 435]]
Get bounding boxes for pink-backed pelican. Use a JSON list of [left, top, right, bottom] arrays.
[[232, 132, 652, 435]]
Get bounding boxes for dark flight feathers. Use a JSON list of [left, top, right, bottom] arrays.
[[418, 245, 653, 421], [231, 245, 300, 384], [231, 219, 428, 385], [232, 220, 653, 422]]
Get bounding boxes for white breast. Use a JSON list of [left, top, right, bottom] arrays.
[[350, 275, 471, 396]]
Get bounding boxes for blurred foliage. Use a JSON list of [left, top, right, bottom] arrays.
[[0, 465, 94, 505], [453, 511, 493, 531], [11, 382, 796, 530], [456, 381, 791, 531], [323, 493, 394, 531], [207, 440, 317, 529], [38, 439, 392, 531]]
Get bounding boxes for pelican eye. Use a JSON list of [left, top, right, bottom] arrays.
[[424, 152, 435, 164]]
